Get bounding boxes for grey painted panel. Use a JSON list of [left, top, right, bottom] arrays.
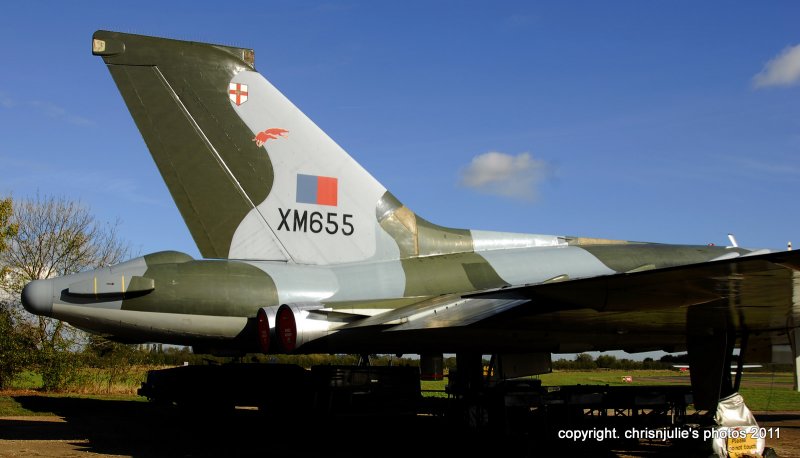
[[250, 261, 338, 304], [328, 259, 407, 302], [479, 246, 616, 286], [53, 304, 247, 340]]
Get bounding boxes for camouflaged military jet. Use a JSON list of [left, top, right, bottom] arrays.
[[20, 31, 800, 410]]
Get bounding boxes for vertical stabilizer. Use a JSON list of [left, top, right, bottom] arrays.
[[93, 31, 393, 264]]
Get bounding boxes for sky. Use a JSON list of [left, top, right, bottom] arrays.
[[1, 1, 799, 261]]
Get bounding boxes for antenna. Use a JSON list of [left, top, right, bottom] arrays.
[[727, 233, 738, 248]]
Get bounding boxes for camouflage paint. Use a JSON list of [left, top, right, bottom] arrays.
[[121, 260, 279, 317], [18, 31, 800, 362], [95, 31, 275, 259]]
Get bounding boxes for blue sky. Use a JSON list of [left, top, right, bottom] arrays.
[[1, 1, 799, 259]]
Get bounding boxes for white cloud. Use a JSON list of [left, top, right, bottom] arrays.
[[753, 43, 800, 88], [459, 151, 548, 201]]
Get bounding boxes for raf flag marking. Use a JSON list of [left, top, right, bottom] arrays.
[[296, 174, 338, 206]]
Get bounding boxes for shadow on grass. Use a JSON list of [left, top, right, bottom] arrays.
[[12, 395, 149, 417], [5, 394, 796, 457], [3, 395, 481, 457], [3, 395, 210, 456]]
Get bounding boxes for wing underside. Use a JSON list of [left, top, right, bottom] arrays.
[[310, 250, 800, 354]]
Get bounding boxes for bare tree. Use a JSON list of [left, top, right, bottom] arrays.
[[3, 195, 130, 289], [0, 197, 36, 389], [1, 194, 131, 390]]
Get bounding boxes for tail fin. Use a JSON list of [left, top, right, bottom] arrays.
[[93, 30, 402, 264]]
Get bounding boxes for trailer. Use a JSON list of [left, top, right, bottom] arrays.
[[138, 363, 422, 417]]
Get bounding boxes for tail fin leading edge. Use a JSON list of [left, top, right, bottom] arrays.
[[93, 30, 388, 264]]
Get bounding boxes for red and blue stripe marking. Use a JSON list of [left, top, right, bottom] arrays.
[[296, 174, 338, 206]]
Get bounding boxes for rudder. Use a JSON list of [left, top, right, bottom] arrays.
[[93, 30, 392, 264], [93, 31, 285, 260]]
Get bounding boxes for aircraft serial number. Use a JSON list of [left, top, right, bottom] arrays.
[[277, 209, 354, 236]]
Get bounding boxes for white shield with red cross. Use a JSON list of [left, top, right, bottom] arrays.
[[229, 83, 248, 106]]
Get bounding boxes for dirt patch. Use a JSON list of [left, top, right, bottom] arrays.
[[754, 412, 800, 458], [0, 416, 105, 457]]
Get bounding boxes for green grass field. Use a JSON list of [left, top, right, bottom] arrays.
[[0, 367, 150, 416], [0, 392, 145, 416], [6, 367, 151, 394], [3, 369, 798, 416], [421, 370, 800, 411]]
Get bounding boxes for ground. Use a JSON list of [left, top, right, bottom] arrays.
[[0, 392, 798, 457]]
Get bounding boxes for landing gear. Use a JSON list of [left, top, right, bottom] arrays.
[[790, 323, 800, 391], [447, 353, 488, 430], [687, 306, 764, 457], [686, 328, 737, 411]]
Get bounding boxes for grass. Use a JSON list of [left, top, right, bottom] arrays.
[[740, 386, 800, 411], [540, 369, 684, 386], [0, 392, 146, 416], [64, 366, 151, 395], [7, 367, 152, 394], [420, 379, 449, 397], [0, 393, 46, 416], [2, 369, 797, 416], [420, 369, 691, 392], [6, 371, 42, 390], [420, 370, 800, 411], [0, 366, 153, 416]]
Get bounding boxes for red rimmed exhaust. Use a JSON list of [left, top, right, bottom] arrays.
[[273, 303, 334, 353], [256, 307, 271, 353], [276, 304, 298, 352]]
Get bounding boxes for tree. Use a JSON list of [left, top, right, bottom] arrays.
[[84, 334, 146, 393], [1, 194, 130, 391], [0, 197, 17, 277], [595, 354, 618, 369], [0, 197, 36, 389], [0, 309, 37, 389], [574, 353, 597, 369]]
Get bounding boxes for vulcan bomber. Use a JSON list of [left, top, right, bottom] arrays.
[[21, 31, 800, 416]]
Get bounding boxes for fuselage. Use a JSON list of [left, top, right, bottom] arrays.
[[21, 229, 756, 354]]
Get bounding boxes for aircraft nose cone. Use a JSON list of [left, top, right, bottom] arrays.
[[21, 280, 54, 316]]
